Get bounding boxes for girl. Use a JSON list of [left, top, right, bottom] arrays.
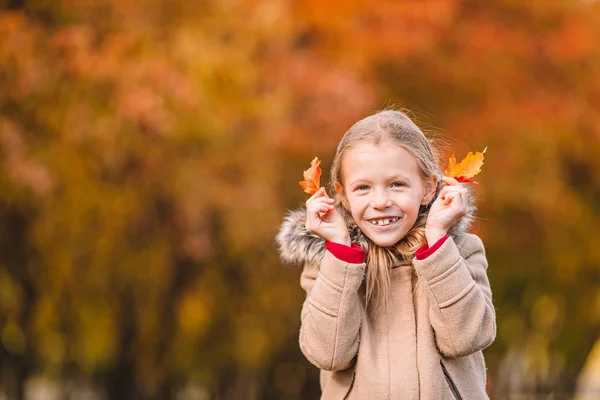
[[276, 110, 496, 399]]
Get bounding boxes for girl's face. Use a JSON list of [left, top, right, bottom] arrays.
[[336, 140, 436, 247]]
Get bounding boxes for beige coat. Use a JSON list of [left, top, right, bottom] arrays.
[[277, 209, 496, 399]]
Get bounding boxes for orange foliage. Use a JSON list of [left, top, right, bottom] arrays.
[[299, 157, 322, 195], [444, 148, 486, 183]]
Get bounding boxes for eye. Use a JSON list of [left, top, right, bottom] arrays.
[[356, 185, 369, 191], [391, 182, 406, 188]]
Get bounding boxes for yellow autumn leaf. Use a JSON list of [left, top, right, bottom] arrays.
[[444, 148, 487, 183]]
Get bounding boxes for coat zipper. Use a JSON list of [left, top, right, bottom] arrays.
[[440, 361, 463, 400]]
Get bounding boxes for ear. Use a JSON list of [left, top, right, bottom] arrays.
[[334, 182, 350, 211], [421, 175, 439, 205]]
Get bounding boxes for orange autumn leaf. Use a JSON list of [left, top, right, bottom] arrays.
[[299, 157, 322, 195], [444, 148, 487, 183]]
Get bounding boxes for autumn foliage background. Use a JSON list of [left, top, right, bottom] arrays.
[[1, 0, 600, 399]]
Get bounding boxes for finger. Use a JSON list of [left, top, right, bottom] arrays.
[[308, 204, 326, 218], [442, 176, 462, 187], [440, 186, 465, 199], [438, 186, 449, 199], [450, 193, 469, 215], [309, 198, 335, 210], [317, 206, 330, 215], [439, 186, 458, 200], [443, 191, 458, 206], [449, 187, 467, 201], [307, 187, 326, 202], [308, 201, 335, 217], [445, 188, 466, 200], [449, 191, 468, 210], [317, 203, 335, 213]]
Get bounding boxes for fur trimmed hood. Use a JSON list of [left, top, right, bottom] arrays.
[[275, 188, 477, 267]]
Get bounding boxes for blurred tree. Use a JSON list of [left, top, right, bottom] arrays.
[[0, 0, 599, 398], [0, 0, 311, 397]]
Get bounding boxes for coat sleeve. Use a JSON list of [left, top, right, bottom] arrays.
[[298, 251, 365, 371], [413, 233, 496, 358]]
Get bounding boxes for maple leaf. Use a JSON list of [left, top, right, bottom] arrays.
[[299, 157, 322, 195], [444, 147, 487, 183]]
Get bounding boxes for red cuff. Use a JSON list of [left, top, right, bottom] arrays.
[[325, 242, 367, 264], [415, 234, 449, 260]]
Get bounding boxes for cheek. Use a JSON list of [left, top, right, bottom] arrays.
[[348, 203, 362, 219], [347, 197, 367, 217], [397, 193, 422, 211]]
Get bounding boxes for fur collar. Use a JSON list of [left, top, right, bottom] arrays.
[[275, 188, 476, 266]]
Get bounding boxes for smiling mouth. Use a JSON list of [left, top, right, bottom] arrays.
[[368, 216, 401, 226]]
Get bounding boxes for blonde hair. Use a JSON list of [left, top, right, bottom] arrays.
[[329, 109, 443, 311]]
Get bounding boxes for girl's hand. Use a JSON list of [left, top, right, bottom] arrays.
[[305, 187, 351, 245], [425, 176, 469, 244]]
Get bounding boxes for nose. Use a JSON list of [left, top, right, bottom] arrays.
[[371, 189, 392, 210]]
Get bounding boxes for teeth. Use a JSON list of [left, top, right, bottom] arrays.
[[369, 217, 400, 226]]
